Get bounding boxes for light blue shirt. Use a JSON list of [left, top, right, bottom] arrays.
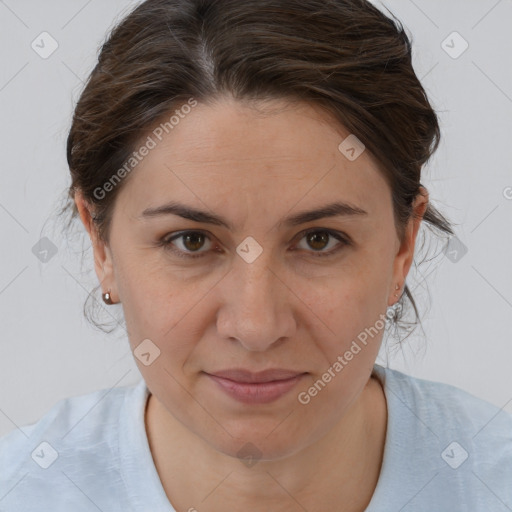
[[1, 364, 511, 511]]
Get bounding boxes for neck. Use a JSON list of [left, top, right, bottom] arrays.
[[144, 375, 387, 512]]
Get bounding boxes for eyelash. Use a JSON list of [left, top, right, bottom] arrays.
[[158, 228, 351, 260]]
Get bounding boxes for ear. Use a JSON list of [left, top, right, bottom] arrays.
[[388, 186, 429, 306], [74, 189, 118, 303]]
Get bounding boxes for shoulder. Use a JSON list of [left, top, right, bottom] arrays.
[[372, 364, 512, 508], [0, 381, 144, 510], [0, 384, 130, 470], [378, 365, 512, 440]]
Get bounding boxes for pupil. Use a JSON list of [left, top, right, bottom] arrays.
[[308, 232, 328, 251], [184, 233, 204, 251]]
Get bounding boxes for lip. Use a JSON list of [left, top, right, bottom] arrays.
[[208, 368, 305, 383], [205, 369, 307, 404]]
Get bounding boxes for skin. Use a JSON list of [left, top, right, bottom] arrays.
[[75, 96, 428, 511]]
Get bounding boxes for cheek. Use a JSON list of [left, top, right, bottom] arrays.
[[115, 255, 216, 361], [307, 265, 389, 362], [114, 254, 175, 336], [295, 282, 385, 414]]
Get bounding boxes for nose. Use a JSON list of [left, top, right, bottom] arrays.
[[216, 251, 296, 352]]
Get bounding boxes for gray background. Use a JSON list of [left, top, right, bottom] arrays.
[[1, 0, 511, 438]]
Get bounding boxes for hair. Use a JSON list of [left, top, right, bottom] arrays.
[[58, 0, 455, 345]]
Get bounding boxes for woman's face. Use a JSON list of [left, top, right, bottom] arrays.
[[78, 97, 425, 460]]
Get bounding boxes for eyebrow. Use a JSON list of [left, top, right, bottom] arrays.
[[139, 200, 368, 229]]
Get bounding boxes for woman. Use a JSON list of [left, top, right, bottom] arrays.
[[1, 0, 510, 510]]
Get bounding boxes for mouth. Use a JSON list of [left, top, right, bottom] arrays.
[[206, 368, 306, 383], [204, 369, 308, 404]]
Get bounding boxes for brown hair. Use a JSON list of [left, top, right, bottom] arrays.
[[60, 0, 454, 340]]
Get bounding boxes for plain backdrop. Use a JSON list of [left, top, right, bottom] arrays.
[[1, 0, 511, 438]]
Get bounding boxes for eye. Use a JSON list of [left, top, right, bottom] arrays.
[[293, 228, 350, 257], [161, 230, 214, 259], [159, 228, 351, 260]]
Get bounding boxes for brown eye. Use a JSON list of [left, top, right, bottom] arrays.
[[162, 231, 213, 259], [161, 228, 350, 260], [181, 232, 206, 251], [306, 231, 330, 251], [295, 229, 350, 257]]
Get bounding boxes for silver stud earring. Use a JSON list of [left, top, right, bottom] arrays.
[[102, 290, 114, 305]]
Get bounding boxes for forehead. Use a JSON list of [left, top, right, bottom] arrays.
[[117, 98, 390, 222]]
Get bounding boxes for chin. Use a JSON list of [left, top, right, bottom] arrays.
[[220, 438, 302, 465], [201, 423, 308, 464]]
